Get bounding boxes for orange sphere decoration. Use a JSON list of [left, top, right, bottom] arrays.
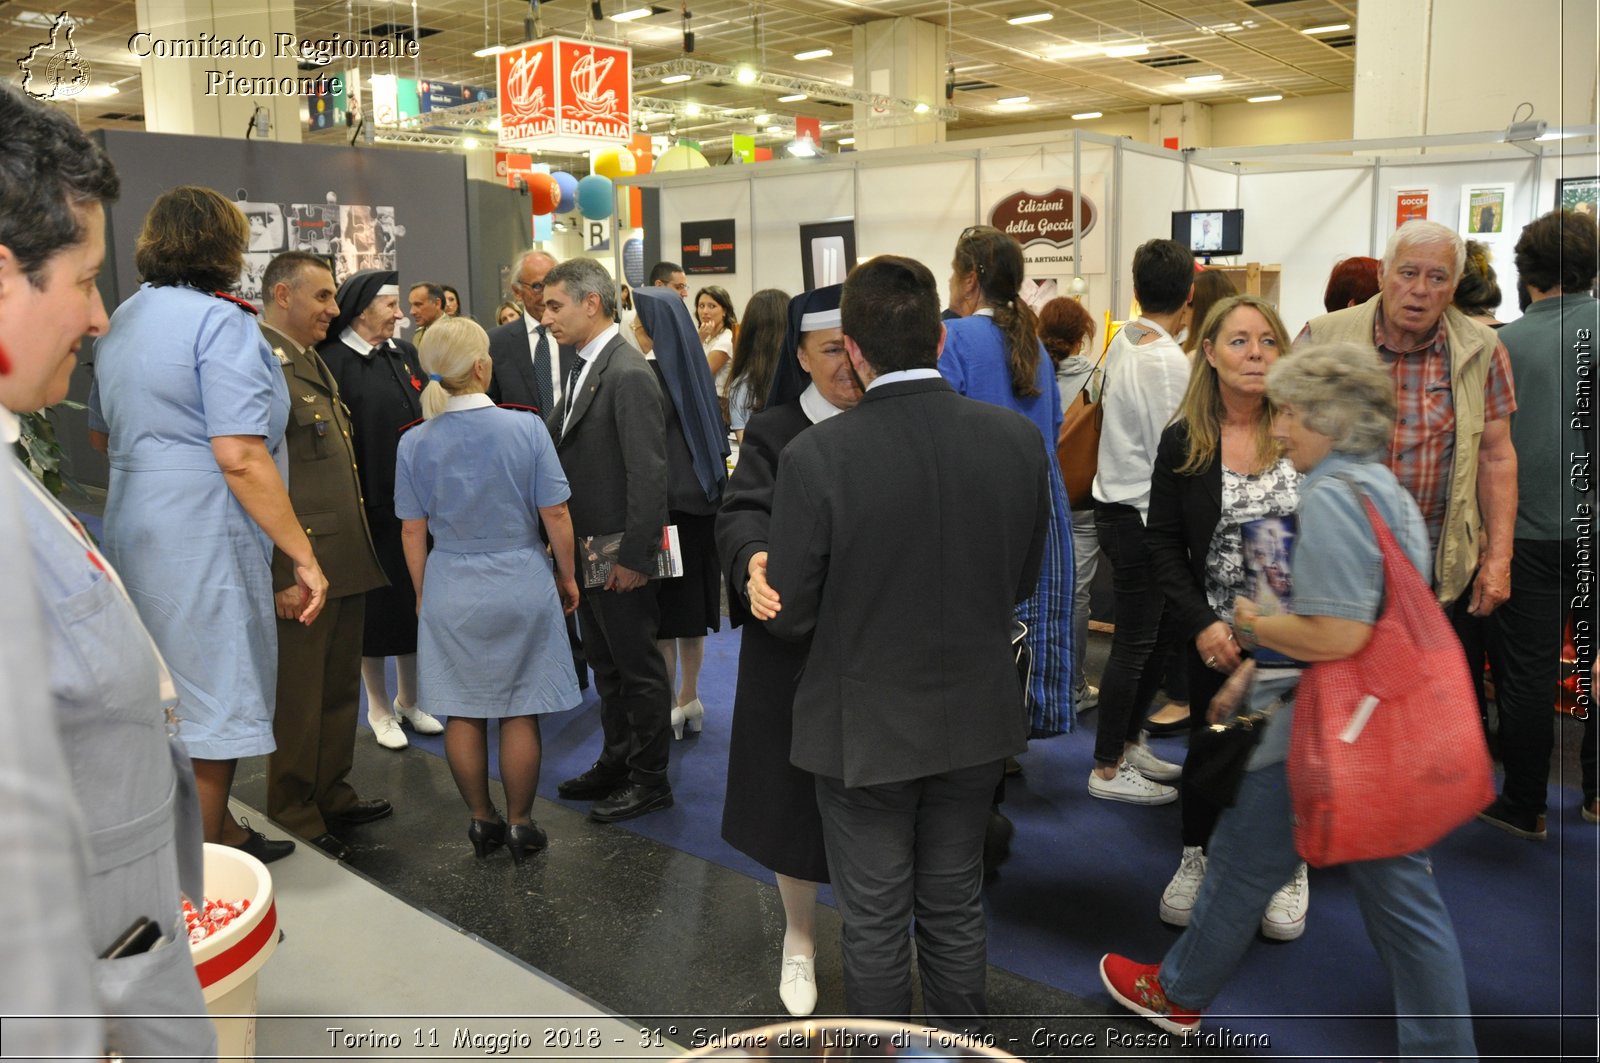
[[527, 172, 561, 215]]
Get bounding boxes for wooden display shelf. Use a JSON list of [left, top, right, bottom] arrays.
[[1206, 262, 1281, 304]]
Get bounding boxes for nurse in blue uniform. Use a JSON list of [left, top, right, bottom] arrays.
[[0, 90, 216, 1056], [88, 185, 327, 861], [396, 317, 582, 864]]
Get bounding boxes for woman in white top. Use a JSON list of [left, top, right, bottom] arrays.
[[696, 285, 738, 420], [1087, 238, 1195, 806]]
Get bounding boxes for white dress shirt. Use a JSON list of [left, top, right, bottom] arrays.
[[866, 367, 943, 391], [1091, 317, 1190, 521], [562, 322, 622, 434]]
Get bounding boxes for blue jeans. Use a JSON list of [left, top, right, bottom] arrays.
[[1160, 759, 1478, 1061]]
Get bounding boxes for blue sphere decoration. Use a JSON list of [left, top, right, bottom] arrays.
[[576, 174, 614, 219], [552, 171, 578, 214], [623, 237, 645, 288]]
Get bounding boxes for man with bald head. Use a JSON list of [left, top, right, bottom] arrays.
[[488, 248, 577, 414]]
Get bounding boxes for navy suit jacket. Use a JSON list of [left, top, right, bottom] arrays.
[[487, 317, 577, 416]]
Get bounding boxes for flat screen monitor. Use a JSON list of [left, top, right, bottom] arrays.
[[1172, 208, 1244, 258]]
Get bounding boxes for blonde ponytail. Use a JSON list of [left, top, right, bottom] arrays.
[[417, 316, 492, 419]]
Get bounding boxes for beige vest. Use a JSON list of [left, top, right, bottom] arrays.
[[1305, 296, 1497, 606]]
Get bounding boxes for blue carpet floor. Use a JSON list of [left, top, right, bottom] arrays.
[[372, 626, 1599, 1060]]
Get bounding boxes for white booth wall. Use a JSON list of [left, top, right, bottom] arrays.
[[627, 130, 1599, 345]]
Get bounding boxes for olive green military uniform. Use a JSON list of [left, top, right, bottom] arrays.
[[263, 322, 389, 840]]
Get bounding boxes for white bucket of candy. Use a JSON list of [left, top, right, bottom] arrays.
[[189, 843, 278, 1062]]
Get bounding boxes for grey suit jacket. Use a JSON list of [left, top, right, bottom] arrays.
[[487, 317, 577, 414], [767, 377, 1049, 787], [548, 332, 669, 574]]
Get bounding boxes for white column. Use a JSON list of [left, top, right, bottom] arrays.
[[851, 18, 946, 151], [135, 0, 305, 142], [1354, 0, 1597, 138]]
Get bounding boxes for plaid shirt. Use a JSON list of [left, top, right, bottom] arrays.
[[1372, 311, 1516, 552]]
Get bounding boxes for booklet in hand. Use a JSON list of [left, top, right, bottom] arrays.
[[579, 525, 684, 588], [1242, 514, 1308, 668]]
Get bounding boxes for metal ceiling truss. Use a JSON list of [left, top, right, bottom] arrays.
[[634, 59, 958, 122]]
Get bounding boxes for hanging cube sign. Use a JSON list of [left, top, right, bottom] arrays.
[[498, 37, 631, 153]]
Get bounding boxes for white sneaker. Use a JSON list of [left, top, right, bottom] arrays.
[[778, 953, 817, 1016], [1075, 684, 1100, 713], [1124, 739, 1182, 782], [1159, 846, 1208, 926], [1088, 761, 1178, 805], [370, 712, 408, 750], [395, 697, 443, 735], [1260, 862, 1309, 941]]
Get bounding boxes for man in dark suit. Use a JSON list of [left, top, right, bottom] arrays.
[[259, 252, 393, 861], [543, 257, 674, 823], [487, 249, 576, 415], [766, 255, 1049, 1028]]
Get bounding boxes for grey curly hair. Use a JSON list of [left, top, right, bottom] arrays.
[[1265, 342, 1395, 457]]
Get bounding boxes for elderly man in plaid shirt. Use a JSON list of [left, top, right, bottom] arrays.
[[1301, 219, 1517, 705]]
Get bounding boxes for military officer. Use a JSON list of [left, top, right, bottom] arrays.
[[260, 252, 394, 859]]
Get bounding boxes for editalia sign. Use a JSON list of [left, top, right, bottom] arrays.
[[988, 188, 1097, 248], [498, 37, 631, 152]]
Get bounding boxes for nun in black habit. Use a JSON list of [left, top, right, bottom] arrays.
[[317, 269, 443, 750], [630, 288, 730, 739], [714, 285, 862, 1017]]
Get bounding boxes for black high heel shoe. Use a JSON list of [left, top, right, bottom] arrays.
[[468, 814, 507, 859], [506, 822, 548, 865]]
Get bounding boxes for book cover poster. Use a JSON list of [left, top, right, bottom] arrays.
[[1394, 187, 1430, 227], [1462, 185, 1512, 235], [1243, 514, 1306, 668]]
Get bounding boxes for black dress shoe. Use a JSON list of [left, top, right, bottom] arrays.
[[308, 832, 351, 860], [232, 823, 295, 864], [558, 762, 627, 800], [327, 798, 393, 826], [506, 822, 548, 864], [590, 781, 673, 823], [468, 815, 507, 859]]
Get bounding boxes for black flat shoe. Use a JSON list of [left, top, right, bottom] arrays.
[[232, 821, 295, 864], [308, 832, 350, 861], [590, 782, 673, 823], [506, 822, 548, 865], [1143, 715, 1192, 738], [327, 797, 393, 826], [557, 762, 627, 800], [468, 815, 507, 859]]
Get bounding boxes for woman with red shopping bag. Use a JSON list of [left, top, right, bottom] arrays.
[[1100, 341, 1485, 1060]]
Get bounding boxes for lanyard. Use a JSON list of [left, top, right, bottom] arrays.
[[9, 464, 182, 733]]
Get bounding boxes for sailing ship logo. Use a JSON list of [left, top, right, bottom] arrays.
[[504, 47, 548, 120], [569, 49, 620, 121]]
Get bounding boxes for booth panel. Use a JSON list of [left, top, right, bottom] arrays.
[[856, 159, 977, 287], [1239, 167, 1373, 332], [1115, 149, 1190, 316], [661, 180, 753, 316], [751, 169, 856, 301]]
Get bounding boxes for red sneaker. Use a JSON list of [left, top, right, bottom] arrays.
[[1099, 953, 1202, 1037]]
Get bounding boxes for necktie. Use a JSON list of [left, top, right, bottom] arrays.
[[532, 326, 554, 414], [563, 355, 587, 426]]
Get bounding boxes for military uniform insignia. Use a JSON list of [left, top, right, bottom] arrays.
[[272, 346, 291, 365]]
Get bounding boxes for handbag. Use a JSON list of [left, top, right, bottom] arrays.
[[1187, 696, 1284, 808], [1010, 618, 1034, 725], [1287, 481, 1494, 867], [1055, 344, 1109, 509]]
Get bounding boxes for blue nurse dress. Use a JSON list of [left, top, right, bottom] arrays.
[[394, 395, 581, 718], [88, 284, 289, 760]]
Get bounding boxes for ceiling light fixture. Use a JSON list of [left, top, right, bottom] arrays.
[[778, 93, 806, 102], [794, 48, 833, 61], [685, 102, 702, 115], [765, 124, 782, 134], [735, 64, 758, 84], [1103, 43, 1149, 58], [913, 102, 930, 114], [1006, 12, 1052, 25], [472, 44, 508, 57], [610, 7, 654, 22], [462, 137, 480, 150], [838, 137, 855, 145], [788, 139, 817, 157], [1247, 94, 1282, 103], [752, 112, 771, 123], [661, 73, 691, 84], [1071, 111, 1102, 120], [998, 95, 1030, 105], [1302, 23, 1351, 35], [80, 84, 118, 99], [1186, 73, 1223, 83]]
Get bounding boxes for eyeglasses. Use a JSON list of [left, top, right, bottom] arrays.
[[514, 279, 546, 292], [959, 225, 990, 242]]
